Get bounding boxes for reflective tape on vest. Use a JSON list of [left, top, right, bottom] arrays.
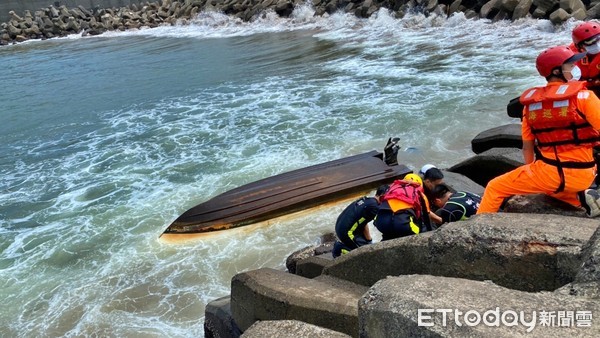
[[524, 89, 536, 99], [552, 99, 569, 108], [528, 102, 542, 111], [556, 84, 569, 95]]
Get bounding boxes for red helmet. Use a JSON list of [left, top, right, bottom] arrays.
[[572, 21, 600, 45], [536, 46, 584, 77]]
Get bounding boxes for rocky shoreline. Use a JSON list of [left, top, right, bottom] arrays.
[[1, 0, 599, 45]]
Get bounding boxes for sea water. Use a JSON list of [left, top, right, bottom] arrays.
[[0, 4, 577, 337]]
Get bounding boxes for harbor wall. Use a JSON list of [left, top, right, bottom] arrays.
[[0, 1, 144, 23]]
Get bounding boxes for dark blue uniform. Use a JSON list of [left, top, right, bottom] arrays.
[[332, 196, 378, 257], [435, 191, 481, 223], [373, 195, 431, 240]]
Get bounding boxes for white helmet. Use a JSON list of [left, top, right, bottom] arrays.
[[419, 164, 436, 177]]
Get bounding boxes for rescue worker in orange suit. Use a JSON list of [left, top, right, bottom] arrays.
[[477, 45, 600, 216], [572, 21, 600, 95]]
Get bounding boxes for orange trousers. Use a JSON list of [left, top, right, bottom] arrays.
[[477, 160, 595, 213]]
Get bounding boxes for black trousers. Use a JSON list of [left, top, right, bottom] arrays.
[[374, 209, 421, 241]]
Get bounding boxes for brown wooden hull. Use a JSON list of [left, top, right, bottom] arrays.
[[160, 150, 411, 237]]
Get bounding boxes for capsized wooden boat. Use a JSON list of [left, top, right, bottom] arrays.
[[160, 143, 411, 241]]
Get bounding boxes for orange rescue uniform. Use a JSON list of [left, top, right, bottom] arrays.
[[578, 53, 600, 82], [477, 81, 600, 213]]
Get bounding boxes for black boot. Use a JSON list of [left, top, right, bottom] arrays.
[[384, 137, 400, 166]]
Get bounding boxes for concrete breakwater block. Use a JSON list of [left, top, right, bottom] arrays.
[[502, 193, 585, 217], [286, 241, 333, 274], [557, 225, 600, 299], [577, 225, 600, 283], [230, 267, 368, 336], [359, 274, 600, 337], [448, 148, 524, 187], [295, 254, 334, 279], [204, 295, 241, 338], [241, 319, 351, 337], [441, 170, 485, 196], [323, 213, 599, 292], [471, 124, 522, 154], [210, 216, 600, 337], [324, 233, 433, 286]]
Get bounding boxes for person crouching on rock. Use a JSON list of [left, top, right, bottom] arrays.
[[477, 45, 600, 217], [432, 183, 481, 224], [419, 164, 445, 225], [374, 173, 432, 240], [419, 164, 445, 200], [332, 184, 389, 258]]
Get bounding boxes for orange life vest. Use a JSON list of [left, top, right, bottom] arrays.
[[519, 81, 600, 152], [382, 179, 426, 218], [520, 81, 599, 193]]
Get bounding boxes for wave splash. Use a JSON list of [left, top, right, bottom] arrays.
[[0, 6, 587, 338]]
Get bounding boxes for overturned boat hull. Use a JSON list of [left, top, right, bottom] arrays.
[[161, 150, 411, 240]]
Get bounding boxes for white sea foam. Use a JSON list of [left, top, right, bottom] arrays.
[[0, 8, 590, 337]]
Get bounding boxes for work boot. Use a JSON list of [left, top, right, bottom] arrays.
[[384, 137, 400, 166], [583, 189, 600, 217]]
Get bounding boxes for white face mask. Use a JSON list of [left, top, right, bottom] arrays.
[[569, 65, 582, 81], [585, 42, 600, 55]]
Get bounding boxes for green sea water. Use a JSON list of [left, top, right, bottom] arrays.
[[0, 6, 575, 337]]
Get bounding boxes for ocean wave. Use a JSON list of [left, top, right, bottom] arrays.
[[0, 7, 587, 337]]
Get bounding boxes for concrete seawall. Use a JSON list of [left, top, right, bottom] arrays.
[[0, 1, 144, 23]]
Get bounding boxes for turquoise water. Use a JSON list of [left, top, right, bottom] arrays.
[[0, 6, 577, 337]]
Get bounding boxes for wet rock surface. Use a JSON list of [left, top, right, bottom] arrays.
[[241, 319, 351, 337], [207, 213, 600, 336], [360, 274, 600, 337], [323, 213, 598, 291], [471, 123, 522, 154], [448, 147, 524, 187]]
